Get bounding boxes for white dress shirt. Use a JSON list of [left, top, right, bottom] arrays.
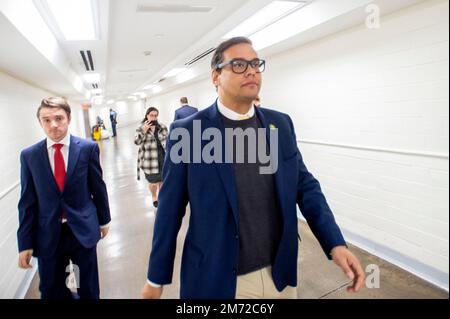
[[217, 98, 255, 120], [46, 134, 70, 173]]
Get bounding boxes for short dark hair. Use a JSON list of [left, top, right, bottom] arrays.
[[142, 106, 159, 123], [180, 97, 188, 104], [37, 97, 71, 119], [211, 36, 253, 70]]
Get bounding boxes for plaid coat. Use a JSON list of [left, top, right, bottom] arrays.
[[135, 123, 168, 180]]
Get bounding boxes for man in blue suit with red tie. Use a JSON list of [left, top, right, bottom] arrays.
[[142, 37, 365, 299], [17, 97, 111, 299]]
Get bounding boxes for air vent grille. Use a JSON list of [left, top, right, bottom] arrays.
[[80, 50, 95, 71], [185, 47, 215, 66]]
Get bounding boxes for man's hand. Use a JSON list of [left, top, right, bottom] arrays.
[[100, 226, 109, 239], [331, 246, 365, 293], [141, 283, 163, 299], [18, 249, 33, 269]]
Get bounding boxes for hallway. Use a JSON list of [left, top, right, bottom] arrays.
[[24, 124, 449, 299]]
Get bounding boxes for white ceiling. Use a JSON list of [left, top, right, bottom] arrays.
[[0, 0, 424, 105], [107, 0, 246, 98]]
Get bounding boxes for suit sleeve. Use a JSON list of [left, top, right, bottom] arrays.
[[88, 143, 111, 227], [147, 123, 189, 285], [17, 152, 37, 252], [289, 117, 347, 259]]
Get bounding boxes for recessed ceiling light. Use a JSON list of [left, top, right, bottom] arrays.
[[223, 0, 304, 39], [83, 72, 100, 83], [144, 84, 155, 90], [164, 68, 187, 78], [45, 0, 98, 41]]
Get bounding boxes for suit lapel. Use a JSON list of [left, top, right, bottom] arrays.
[[64, 135, 81, 193], [255, 107, 287, 215], [206, 103, 240, 228], [39, 139, 60, 194]]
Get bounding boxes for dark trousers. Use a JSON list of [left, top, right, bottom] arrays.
[[112, 124, 117, 136], [37, 223, 100, 299]]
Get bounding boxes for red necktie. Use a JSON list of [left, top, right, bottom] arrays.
[[53, 143, 66, 192]]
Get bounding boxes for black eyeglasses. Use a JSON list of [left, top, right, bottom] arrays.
[[216, 58, 266, 74]]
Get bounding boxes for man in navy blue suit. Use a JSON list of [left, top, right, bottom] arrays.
[[142, 37, 364, 299], [17, 97, 111, 299], [173, 97, 198, 121]]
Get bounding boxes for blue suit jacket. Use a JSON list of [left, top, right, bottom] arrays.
[[17, 135, 111, 258], [174, 105, 198, 121], [148, 102, 346, 298]]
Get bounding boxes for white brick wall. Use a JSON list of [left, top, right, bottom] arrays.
[[148, 0, 449, 290], [0, 70, 85, 298]]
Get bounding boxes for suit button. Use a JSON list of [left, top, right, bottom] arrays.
[[235, 235, 239, 240]]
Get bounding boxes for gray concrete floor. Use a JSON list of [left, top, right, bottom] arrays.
[[25, 124, 448, 299]]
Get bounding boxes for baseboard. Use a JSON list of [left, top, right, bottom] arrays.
[[297, 214, 449, 292], [14, 258, 38, 299]]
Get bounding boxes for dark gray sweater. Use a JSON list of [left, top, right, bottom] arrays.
[[221, 114, 283, 275]]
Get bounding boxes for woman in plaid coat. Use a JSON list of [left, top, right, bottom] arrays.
[[135, 107, 168, 207]]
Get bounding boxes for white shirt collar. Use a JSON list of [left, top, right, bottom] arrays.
[[47, 133, 71, 150], [217, 99, 255, 121]]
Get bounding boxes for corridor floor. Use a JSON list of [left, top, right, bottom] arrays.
[[25, 124, 448, 299]]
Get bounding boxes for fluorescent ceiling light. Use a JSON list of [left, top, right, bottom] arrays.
[[223, 1, 303, 39], [133, 92, 147, 99], [163, 68, 187, 78], [143, 84, 156, 90], [73, 75, 84, 93], [250, 0, 316, 50], [45, 0, 97, 41], [176, 69, 196, 85], [91, 88, 102, 95], [91, 96, 103, 105], [152, 85, 162, 94], [83, 72, 100, 83], [107, 100, 115, 105]]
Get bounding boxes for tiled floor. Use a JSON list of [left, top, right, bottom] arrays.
[[25, 124, 448, 299]]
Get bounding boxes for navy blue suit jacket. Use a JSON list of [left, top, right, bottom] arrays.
[[17, 135, 111, 258], [148, 102, 346, 298], [174, 105, 198, 121]]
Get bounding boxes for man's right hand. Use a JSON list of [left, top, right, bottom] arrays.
[[18, 249, 33, 269], [141, 282, 163, 299]]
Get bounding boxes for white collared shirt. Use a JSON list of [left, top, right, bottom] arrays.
[[217, 99, 255, 121], [46, 134, 71, 173]]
